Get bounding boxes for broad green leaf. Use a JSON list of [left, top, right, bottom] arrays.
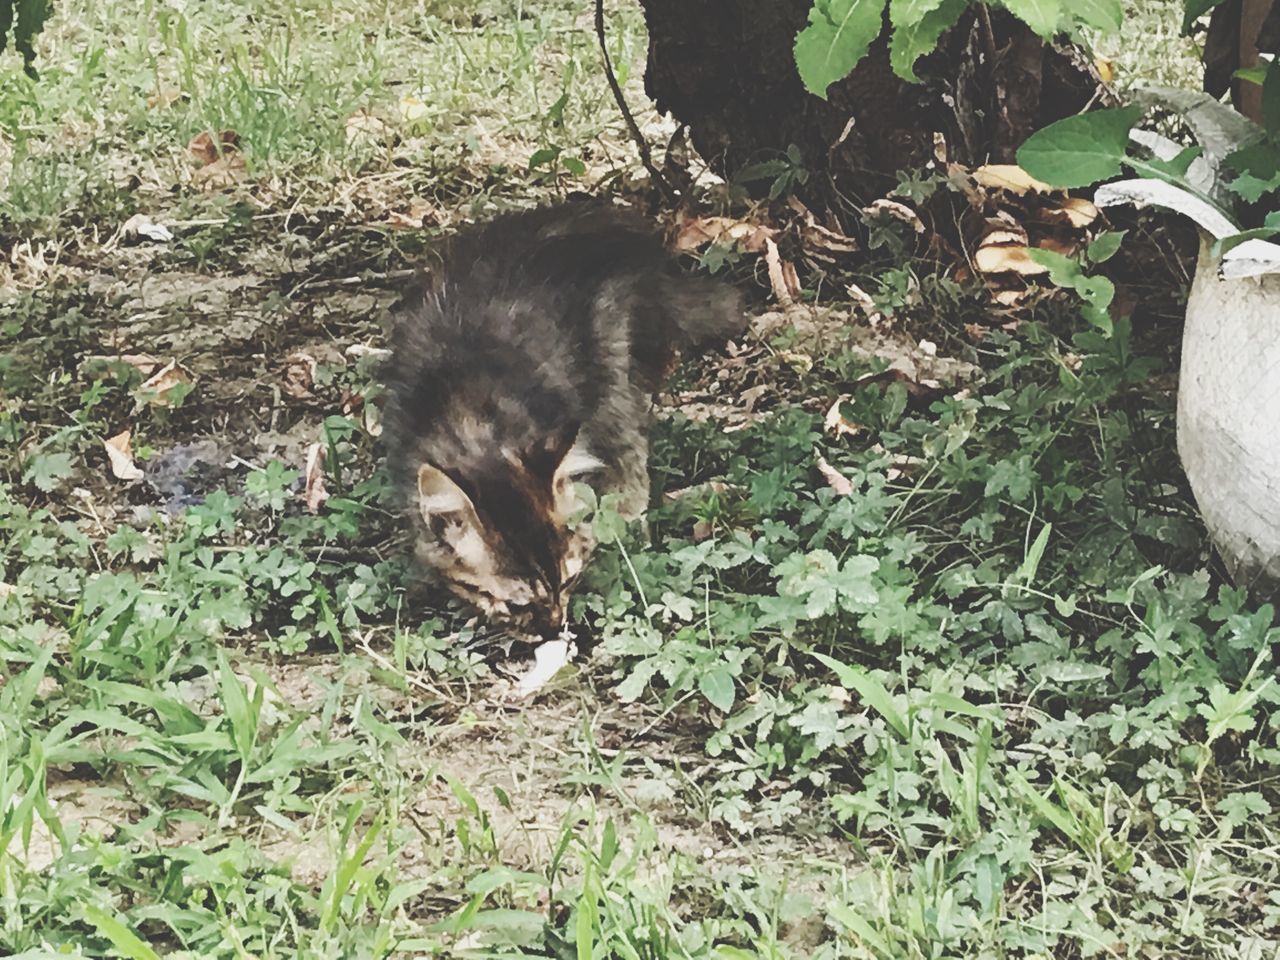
[[1212, 212, 1280, 257], [1017, 522, 1052, 586], [795, 0, 889, 98], [1226, 139, 1280, 202], [813, 653, 908, 738], [699, 667, 736, 712], [889, 0, 966, 81], [1087, 230, 1126, 264], [1182, 0, 1228, 33], [1069, 0, 1122, 32], [23, 451, 74, 493], [1016, 105, 1143, 188], [82, 906, 162, 960], [1028, 248, 1115, 303], [829, 903, 894, 955], [1003, 0, 1061, 38]]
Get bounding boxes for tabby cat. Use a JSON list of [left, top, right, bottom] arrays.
[[383, 201, 744, 639]]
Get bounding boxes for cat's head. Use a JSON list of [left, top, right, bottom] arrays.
[[412, 422, 600, 638]]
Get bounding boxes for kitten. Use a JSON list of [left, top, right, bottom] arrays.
[[383, 201, 744, 639]]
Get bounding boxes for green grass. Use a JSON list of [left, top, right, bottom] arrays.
[[3, 0, 1280, 958]]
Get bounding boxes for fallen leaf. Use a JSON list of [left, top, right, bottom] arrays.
[[982, 228, 1029, 247], [775, 349, 813, 373], [385, 198, 438, 229], [1044, 197, 1100, 229], [788, 197, 859, 261], [1094, 57, 1114, 84], [516, 638, 574, 698], [663, 480, 733, 502], [882, 451, 927, 482], [282, 351, 318, 399], [187, 130, 240, 166], [816, 455, 854, 496], [345, 344, 393, 361], [191, 154, 247, 190], [972, 164, 1056, 195], [974, 243, 1049, 276], [363, 401, 383, 438], [991, 288, 1029, 306], [136, 360, 193, 407], [147, 85, 183, 109], [865, 199, 925, 234], [304, 442, 328, 514], [121, 213, 173, 244], [823, 397, 862, 438], [103, 430, 144, 482], [845, 283, 876, 312], [963, 322, 989, 340], [346, 110, 391, 148], [1037, 237, 1080, 261], [765, 238, 801, 305], [397, 94, 430, 124], [672, 216, 776, 254]]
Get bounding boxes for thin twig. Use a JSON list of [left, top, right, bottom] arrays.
[[594, 0, 675, 200]]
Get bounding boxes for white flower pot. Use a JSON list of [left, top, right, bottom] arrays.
[[1178, 237, 1280, 594]]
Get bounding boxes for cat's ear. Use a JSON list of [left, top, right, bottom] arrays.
[[416, 463, 477, 524]]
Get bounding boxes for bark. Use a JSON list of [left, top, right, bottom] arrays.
[[1204, 0, 1276, 123], [637, 0, 1105, 208]]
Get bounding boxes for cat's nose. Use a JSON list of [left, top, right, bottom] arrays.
[[533, 601, 566, 639]]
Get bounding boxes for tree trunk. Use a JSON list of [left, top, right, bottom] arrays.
[[638, 1, 1105, 209]]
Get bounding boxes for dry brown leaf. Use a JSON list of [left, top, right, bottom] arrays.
[[963, 322, 989, 340], [363, 402, 383, 438], [103, 430, 144, 482], [304, 442, 328, 514], [137, 360, 193, 406], [788, 197, 859, 261], [991, 288, 1029, 306], [974, 243, 1049, 276], [346, 344, 393, 361], [385, 198, 438, 229], [816, 455, 854, 497], [845, 282, 876, 312], [1036, 235, 1079, 257], [346, 111, 391, 148], [191, 154, 247, 190], [187, 130, 240, 166], [282, 352, 318, 399], [120, 213, 173, 243], [882, 451, 927, 482], [983, 228, 1029, 247], [866, 199, 925, 234], [972, 164, 1055, 195], [823, 397, 862, 438], [147, 86, 183, 110], [1045, 197, 1100, 229], [663, 480, 733, 503], [397, 95, 430, 125], [672, 216, 775, 254], [764, 238, 801, 305], [1094, 57, 1115, 84], [775, 349, 813, 373]]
